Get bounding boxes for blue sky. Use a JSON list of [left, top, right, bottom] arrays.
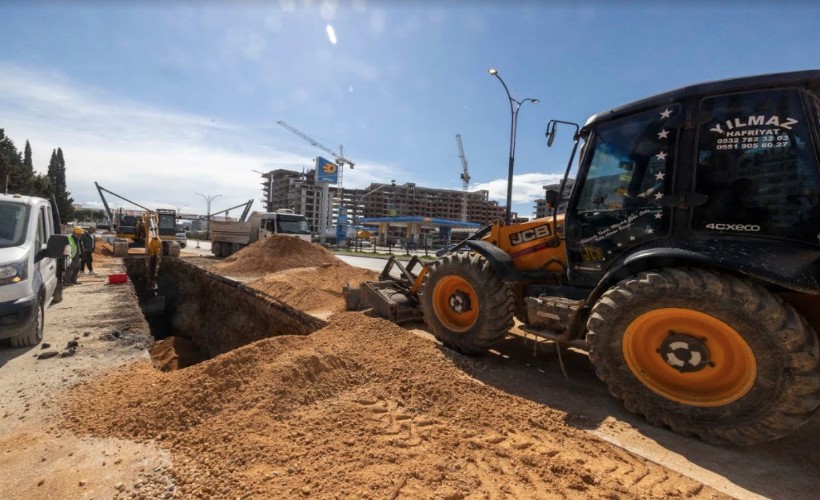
[[1, 0, 818, 218]]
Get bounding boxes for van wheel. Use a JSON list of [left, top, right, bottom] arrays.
[[587, 268, 820, 445], [11, 296, 44, 347]]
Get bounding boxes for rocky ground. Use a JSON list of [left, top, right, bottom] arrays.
[[0, 236, 817, 499]]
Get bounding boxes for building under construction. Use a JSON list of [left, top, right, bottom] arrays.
[[257, 169, 509, 238]]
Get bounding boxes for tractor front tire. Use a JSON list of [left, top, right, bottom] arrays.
[[420, 253, 514, 354], [587, 268, 820, 445]]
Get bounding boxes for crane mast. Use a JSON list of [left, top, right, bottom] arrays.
[[456, 133, 470, 222]]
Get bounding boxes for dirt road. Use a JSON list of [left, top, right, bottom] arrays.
[[0, 240, 817, 498]]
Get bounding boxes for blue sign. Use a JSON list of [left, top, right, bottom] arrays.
[[336, 206, 348, 243], [315, 157, 339, 184]]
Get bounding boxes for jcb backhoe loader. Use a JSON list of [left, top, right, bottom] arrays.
[[346, 70, 820, 445]]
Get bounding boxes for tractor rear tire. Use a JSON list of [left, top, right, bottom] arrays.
[[420, 253, 515, 354], [587, 268, 820, 445]]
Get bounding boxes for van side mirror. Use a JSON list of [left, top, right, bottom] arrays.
[[545, 189, 559, 208], [46, 234, 69, 259]]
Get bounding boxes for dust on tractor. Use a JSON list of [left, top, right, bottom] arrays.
[[345, 70, 820, 445]]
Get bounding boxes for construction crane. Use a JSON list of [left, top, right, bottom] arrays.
[[276, 120, 355, 188], [456, 133, 471, 222]]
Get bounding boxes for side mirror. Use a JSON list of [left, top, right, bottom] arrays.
[[546, 128, 556, 147], [46, 234, 70, 259], [545, 189, 559, 208]]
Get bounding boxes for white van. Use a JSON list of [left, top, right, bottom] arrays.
[[0, 194, 69, 347]]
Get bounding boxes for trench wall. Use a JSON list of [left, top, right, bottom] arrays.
[[125, 257, 326, 358]]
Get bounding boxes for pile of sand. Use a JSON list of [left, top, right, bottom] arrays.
[[62, 312, 714, 499], [213, 236, 339, 276], [208, 235, 379, 316], [248, 262, 378, 316]]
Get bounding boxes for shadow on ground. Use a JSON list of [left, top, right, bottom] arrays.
[[429, 328, 820, 500]]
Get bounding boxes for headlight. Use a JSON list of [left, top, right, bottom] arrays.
[[0, 260, 27, 286]]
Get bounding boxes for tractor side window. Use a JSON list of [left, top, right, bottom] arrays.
[[694, 89, 820, 244], [570, 105, 678, 262]]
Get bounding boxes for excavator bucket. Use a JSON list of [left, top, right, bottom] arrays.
[[141, 291, 166, 315], [343, 256, 426, 324]]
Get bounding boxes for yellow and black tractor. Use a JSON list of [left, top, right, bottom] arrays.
[[346, 70, 820, 445]]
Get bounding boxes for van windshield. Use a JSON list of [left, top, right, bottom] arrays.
[[0, 201, 30, 248]]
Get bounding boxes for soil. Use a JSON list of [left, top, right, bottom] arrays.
[[213, 236, 339, 276], [2, 235, 816, 499], [61, 312, 719, 499]]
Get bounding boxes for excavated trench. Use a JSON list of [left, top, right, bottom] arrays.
[[124, 257, 327, 369]]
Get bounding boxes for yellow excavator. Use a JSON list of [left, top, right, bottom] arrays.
[[95, 182, 179, 313], [345, 70, 820, 446]]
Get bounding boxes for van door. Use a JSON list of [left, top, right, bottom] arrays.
[[36, 205, 58, 305]]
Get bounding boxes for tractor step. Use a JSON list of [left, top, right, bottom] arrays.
[[524, 295, 586, 334]]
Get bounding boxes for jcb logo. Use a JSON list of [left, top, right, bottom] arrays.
[[509, 224, 551, 246]]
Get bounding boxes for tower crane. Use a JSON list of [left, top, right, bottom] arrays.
[[276, 120, 355, 188], [456, 133, 471, 222]]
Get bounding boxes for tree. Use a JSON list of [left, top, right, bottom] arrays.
[[0, 129, 25, 195], [47, 148, 74, 222]]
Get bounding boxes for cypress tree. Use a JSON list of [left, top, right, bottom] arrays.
[[0, 129, 25, 195], [48, 148, 74, 222]]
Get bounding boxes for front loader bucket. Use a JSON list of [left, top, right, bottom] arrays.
[[357, 280, 423, 324], [342, 255, 427, 324]]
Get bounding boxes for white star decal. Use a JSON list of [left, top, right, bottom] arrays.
[[655, 171, 665, 181], [645, 227, 655, 234], [655, 151, 668, 161], [660, 108, 673, 119], [655, 212, 663, 219], [629, 235, 636, 241], [607, 250, 612, 255], [654, 192, 664, 200], [657, 129, 670, 139], [617, 242, 623, 248]]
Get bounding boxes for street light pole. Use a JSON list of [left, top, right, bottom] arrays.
[[489, 68, 539, 224], [195, 192, 222, 240], [353, 180, 395, 251]]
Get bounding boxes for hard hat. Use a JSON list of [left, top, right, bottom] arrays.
[[72, 226, 84, 235]]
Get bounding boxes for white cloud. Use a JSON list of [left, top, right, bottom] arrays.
[[0, 64, 400, 215], [473, 172, 566, 205]]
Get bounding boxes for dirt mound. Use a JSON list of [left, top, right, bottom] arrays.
[[248, 262, 378, 315], [213, 236, 338, 276], [94, 239, 114, 257], [61, 313, 716, 499]]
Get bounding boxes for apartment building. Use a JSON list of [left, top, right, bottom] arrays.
[[258, 169, 510, 235]]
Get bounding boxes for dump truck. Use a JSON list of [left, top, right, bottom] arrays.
[[210, 210, 312, 257], [346, 70, 820, 445]]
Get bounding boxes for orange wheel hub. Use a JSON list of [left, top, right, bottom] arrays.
[[622, 308, 756, 407], [431, 275, 479, 332]]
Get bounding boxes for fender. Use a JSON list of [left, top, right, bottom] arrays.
[[585, 243, 820, 310], [462, 240, 518, 280]]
